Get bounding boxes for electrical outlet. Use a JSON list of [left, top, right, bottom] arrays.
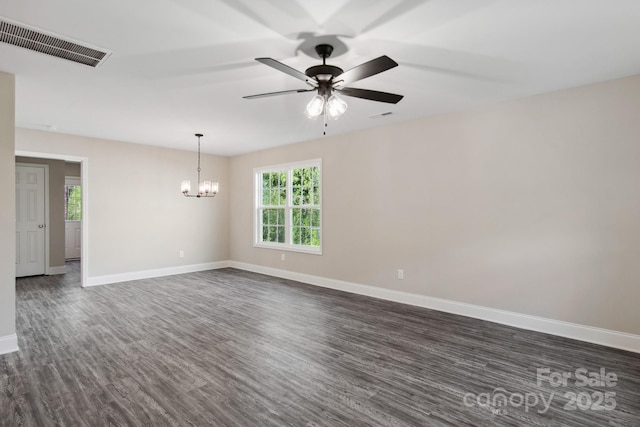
[[397, 269, 404, 280], [179, 250, 184, 258], [281, 253, 285, 261]]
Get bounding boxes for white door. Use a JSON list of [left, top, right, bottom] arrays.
[[65, 223, 81, 259], [64, 177, 82, 259], [16, 165, 46, 277]]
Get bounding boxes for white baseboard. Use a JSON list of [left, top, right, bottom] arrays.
[[46, 265, 66, 275], [0, 334, 18, 355], [86, 261, 231, 287], [228, 261, 640, 354]]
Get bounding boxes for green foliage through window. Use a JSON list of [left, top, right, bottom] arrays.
[[291, 166, 320, 247], [261, 208, 285, 243], [65, 185, 82, 221], [260, 170, 286, 244]]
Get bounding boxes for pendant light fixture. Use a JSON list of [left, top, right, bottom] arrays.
[[181, 133, 219, 198]]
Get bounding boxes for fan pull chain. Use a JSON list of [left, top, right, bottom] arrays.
[[323, 108, 328, 135]]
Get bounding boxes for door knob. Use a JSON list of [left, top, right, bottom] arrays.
[[38, 224, 45, 228]]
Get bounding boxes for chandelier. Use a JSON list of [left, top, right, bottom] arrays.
[[181, 133, 219, 198]]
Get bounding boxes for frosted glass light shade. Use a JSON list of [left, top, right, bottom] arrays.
[[181, 180, 191, 194], [305, 94, 324, 118], [326, 95, 347, 119]]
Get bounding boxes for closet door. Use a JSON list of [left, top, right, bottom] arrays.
[[16, 165, 46, 277]]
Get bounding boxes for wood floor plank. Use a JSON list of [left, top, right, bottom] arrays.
[[1, 262, 639, 426]]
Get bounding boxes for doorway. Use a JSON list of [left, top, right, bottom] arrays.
[[15, 150, 88, 287]]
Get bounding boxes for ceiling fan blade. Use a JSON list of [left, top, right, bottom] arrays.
[[255, 58, 317, 86], [334, 55, 399, 86], [337, 87, 404, 104], [243, 88, 315, 99]]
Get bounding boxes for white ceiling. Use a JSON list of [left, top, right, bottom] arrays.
[[1, 0, 639, 156]]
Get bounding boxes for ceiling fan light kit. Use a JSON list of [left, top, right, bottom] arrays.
[[326, 95, 348, 118], [245, 43, 403, 128], [181, 133, 219, 198], [305, 94, 325, 118]]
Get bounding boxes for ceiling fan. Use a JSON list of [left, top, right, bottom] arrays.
[[244, 44, 403, 121]]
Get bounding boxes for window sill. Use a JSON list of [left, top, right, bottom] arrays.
[[254, 242, 322, 256]]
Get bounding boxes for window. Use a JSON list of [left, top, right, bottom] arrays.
[[65, 179, 82, 221], [255, 159, 321, 254]]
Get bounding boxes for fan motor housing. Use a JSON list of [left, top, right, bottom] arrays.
[[305, 65, 343, 81]]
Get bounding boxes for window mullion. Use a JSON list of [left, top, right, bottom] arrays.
[[285, 168, 292, 246], [256, 173, 260, 244]]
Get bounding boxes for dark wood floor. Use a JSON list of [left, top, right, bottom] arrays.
[[2, 263, 639, 426]]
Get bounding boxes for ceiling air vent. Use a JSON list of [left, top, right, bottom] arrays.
[[369, 112, 394, 119], [0, 18, 111, 67]]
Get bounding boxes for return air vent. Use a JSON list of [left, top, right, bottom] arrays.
[[0, 18, 111, 67]]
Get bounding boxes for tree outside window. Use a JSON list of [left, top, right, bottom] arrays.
[[65, 184, 82, 221]]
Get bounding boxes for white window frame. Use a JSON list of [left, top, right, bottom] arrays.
[[254, 159, 322, 255]]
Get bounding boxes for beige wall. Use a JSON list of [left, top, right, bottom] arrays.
[[230, 75, 640, 335], [65, 161, 81, 177], [16, 129, 230, 277], [15, 156, 66, 269], [0, 72, 16, 338]]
